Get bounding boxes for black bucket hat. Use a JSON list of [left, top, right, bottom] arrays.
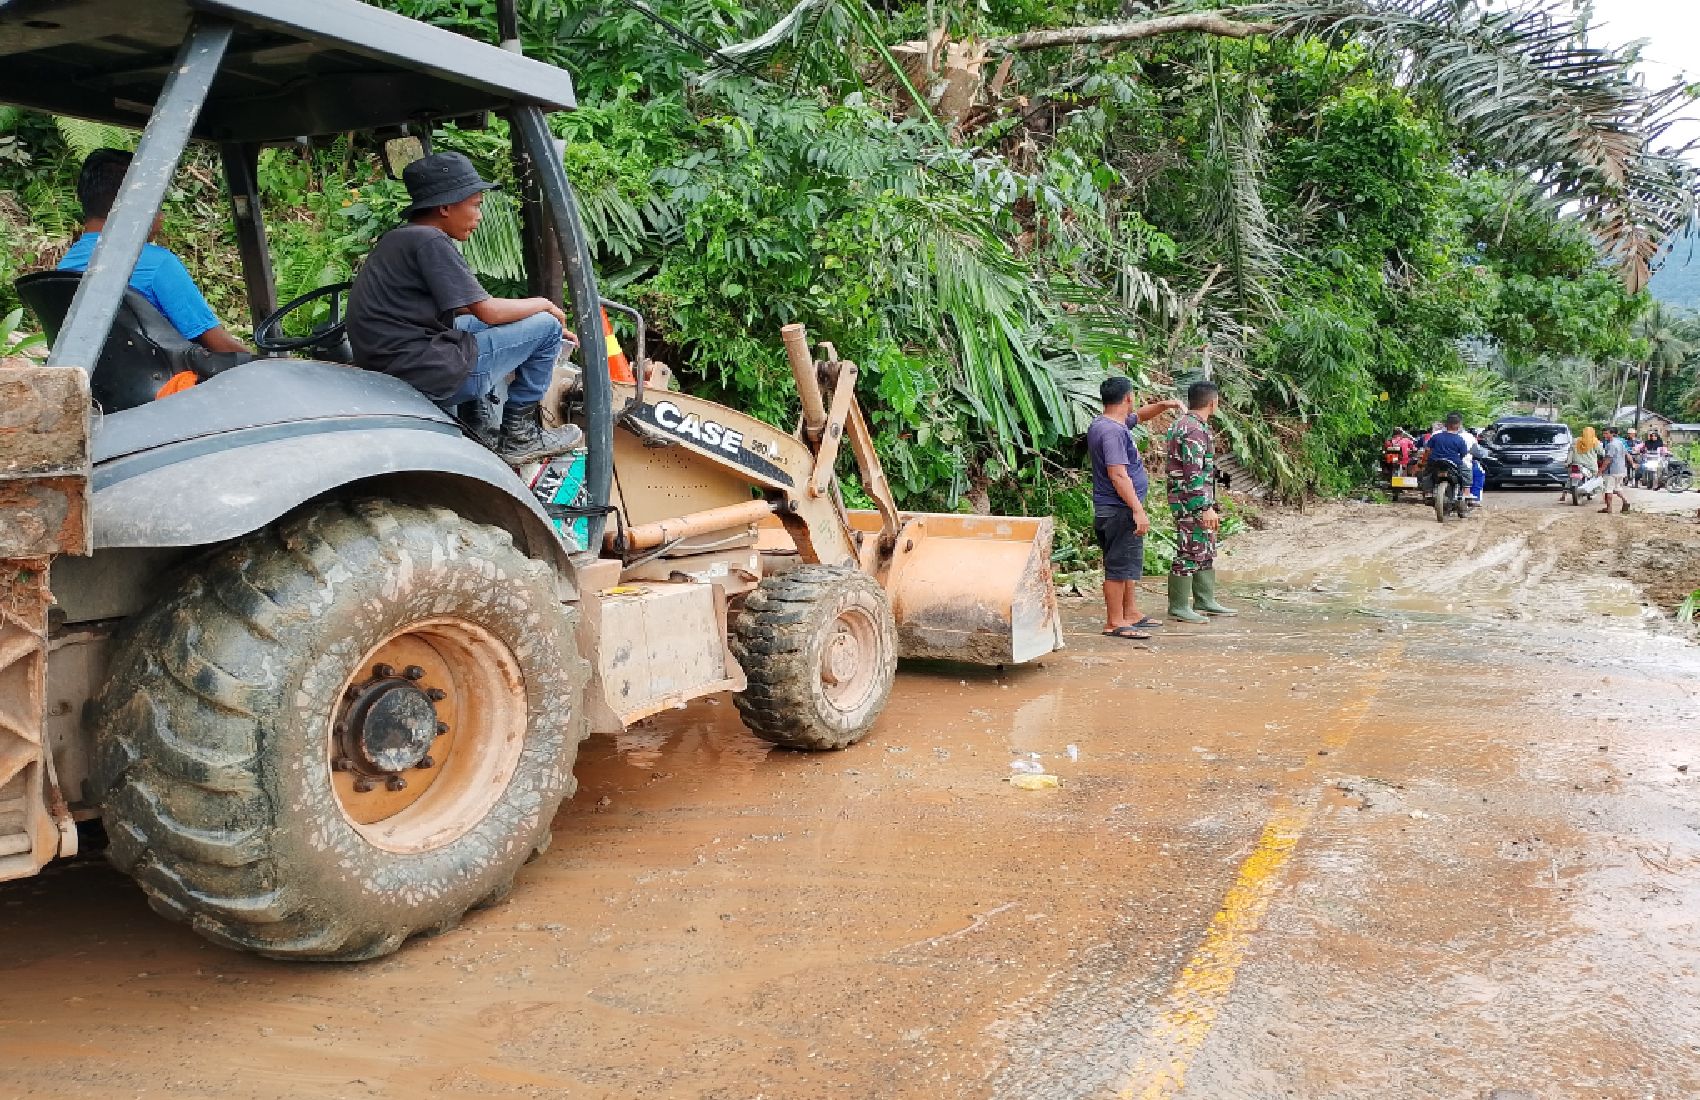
[[402, 151, 497, 215]]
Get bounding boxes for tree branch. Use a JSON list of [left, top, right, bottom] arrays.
[[984, 13, 1281, 53]]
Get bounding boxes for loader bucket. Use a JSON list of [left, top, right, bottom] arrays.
[[848, 511, 1063, 666]]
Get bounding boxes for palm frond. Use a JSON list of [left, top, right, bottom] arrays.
[[1216, 406, 1308, 501], [713, 0, 834, 64], [577, 172, 675, 262], [460, 189, 526, 284], [1249, 0, 1700, 289], [879, 194, 1072, 459], [53, 116, 133, 161], [1203, 55, 1285, 318], [923, 207, 1057, 454]]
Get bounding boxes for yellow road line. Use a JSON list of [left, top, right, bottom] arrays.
[[1118, 805, 1310, 1100], [1117, 649, 1399, 1100]]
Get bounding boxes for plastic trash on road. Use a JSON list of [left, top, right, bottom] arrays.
[[1010, 773, 1060, 790], [1009, 757, 1045, 775]]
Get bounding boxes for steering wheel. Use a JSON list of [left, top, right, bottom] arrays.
[[255, 281, 354, 357]]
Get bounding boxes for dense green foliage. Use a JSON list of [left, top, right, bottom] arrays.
[[2, 0, 1695, 557]]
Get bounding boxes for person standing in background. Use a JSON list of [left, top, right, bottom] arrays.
[[1088, 377, 1184, 640], [1600, 426, 1631, 514], [1166, 380, 1235, 623], [1464, 423, 1486, 505]]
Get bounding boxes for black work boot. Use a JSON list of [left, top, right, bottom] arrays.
[[456, 393, 502, 451], [497, 401, 583, 466]]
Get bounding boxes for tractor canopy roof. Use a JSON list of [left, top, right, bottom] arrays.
[[0, 0, 577, 143]]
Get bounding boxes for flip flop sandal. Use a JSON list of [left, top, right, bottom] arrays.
[[1128, 616, 1162, 629], [1102, 626, 1153, 641]]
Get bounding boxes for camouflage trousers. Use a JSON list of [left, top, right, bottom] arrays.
[[1170, 513, 1216, 576]]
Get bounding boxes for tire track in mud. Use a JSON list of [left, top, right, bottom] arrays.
[[1410, 531, 1530, 593]]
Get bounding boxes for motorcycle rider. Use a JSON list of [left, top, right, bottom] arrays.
[[1384, 427, 1416, 476], [1560, 426, 1604, 502], [1638, 431, 1667, 487], [1423, 413, 1473, 505]]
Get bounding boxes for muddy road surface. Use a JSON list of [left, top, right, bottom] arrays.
[[4, 494, 1700, 1099]]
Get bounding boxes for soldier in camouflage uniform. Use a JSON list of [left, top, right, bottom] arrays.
[[1165, 380, 1236, 623]]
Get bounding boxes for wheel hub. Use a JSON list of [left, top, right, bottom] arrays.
[[334, 663, 446, 789], [821, 628, 861, 686]]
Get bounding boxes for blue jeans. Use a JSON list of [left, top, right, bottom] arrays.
[[447, 312, 562, 406]]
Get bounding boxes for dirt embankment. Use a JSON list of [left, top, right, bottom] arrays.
[[1225, 494, 1700, 625]]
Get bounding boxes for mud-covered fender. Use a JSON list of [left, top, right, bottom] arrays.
[[91, 424, 577, 584], [87, 359, 579, 586]]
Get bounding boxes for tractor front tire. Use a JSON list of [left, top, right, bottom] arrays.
[[90, 499, 587, 961], [731, 565, 898, 752]]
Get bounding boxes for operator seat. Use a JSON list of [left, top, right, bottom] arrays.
[[15, 271, 251, 413]]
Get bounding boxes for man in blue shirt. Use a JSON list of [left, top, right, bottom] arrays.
[[56, 148, 247, 354], [1423, 413, 1478, 511], [1087, 376, 1184, 640], [1425, 413, 1470, 468]]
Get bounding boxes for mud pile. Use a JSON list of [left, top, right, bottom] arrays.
[[1227, 496, 1700, 626]]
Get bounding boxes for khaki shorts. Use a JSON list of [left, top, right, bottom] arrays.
[[1601, 474, 1621, 493]]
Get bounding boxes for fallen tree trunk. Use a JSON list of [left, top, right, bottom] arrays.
[[984, 13, 1281, 53]]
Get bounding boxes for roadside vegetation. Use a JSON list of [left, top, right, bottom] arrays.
[[2, 0, 1696, 570]]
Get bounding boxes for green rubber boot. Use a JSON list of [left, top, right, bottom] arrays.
[[1168, 575, 1209, 623], [1193, 569, 1237, 616]]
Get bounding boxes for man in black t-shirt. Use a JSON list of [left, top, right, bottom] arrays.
[[349, 151, 581, 465]]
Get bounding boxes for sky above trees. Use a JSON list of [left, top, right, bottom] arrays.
[[1595, 0, 1699, 158]]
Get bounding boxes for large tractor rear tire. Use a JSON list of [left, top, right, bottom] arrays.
[[731, 565, 897, 751], [89, 499, 587, 961]]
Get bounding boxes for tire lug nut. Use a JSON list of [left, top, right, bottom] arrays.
[[416, 755, 435, 770], [404, 665, 426, 680], [372, 663, 394, 679], [426, 688, 447, 702], [331, 757, 354, 772], [353, 777, 377, 793], [435, 721, 449, 736], [386, 775, 408, 792]]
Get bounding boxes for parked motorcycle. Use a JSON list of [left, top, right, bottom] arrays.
[[1428, 458, 1472, 523], [1564, 464, 1603, 506], [1662, 455, 1695, 493]]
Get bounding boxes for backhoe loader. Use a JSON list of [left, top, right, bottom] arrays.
[[0, 0, 1061, 960]]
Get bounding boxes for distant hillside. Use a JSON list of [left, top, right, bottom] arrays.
[[1651, 227, 1700, 311]]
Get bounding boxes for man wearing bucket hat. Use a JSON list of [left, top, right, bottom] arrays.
[[349, 150, 582, 465]]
